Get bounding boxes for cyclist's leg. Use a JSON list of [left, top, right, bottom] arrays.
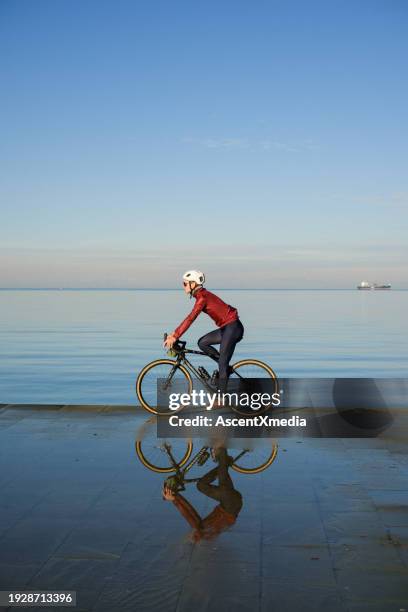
[[216, 448, 243, 515], [196, 449, 233, 500], [197, 448, 243, 515], [197, 328, 222, 363], [214, 447, 234, 489], [196, 465, 223, 502], [218, 320, 244, 391]]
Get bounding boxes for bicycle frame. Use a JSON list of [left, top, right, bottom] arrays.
[[163, 342, 244, 393], [163, 442, 248, 492]]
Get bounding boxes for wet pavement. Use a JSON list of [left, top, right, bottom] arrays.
[[0, 404, 407, 611]]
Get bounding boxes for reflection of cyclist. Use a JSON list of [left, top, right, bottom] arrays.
[[162, 447, 243, 541], [164, 270, 244, 392]]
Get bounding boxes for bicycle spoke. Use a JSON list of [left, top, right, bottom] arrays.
[[136, 359, 192, 415], [232, 443, 278, 474], [135, 436, 193, 473]]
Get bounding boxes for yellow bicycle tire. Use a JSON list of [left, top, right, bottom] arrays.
[[136, 358, 193, 415], [229, 358, 279, 416], [232, 443, 279, 474], [135, 439, 193, 473]]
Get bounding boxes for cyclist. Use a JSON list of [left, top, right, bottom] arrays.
[[164, 270, 244, 392], [162, 447, 243, 541]]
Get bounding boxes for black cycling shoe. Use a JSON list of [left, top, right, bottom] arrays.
[[211, 367, 234, 386], [211, 447, 235, 466]]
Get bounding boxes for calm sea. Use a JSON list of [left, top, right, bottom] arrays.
[[0, 289, 407, 404]]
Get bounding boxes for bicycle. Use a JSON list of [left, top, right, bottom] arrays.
[[135, 437, 279, 478], [136, 333, 279, 416]]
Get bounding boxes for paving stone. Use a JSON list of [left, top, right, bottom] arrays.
[[335, 569, 408, 603], [376, 506, 408, 528], [329, 540, 405, 573], [261, 581, 346, 611], [53, 519, 138, 560], [262, 544, 336, 586], [0, 562, 43, 589], [321, 511, 387, 544], [262, 502, 327, 546], [27, 556, 119, 591], [177, 591, 257, 612], [0, 518, 78, 565], [180, 561, 260, 601], [94, 578, 180, 612]]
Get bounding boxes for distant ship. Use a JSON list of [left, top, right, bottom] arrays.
[[357, 281, 391, 290]]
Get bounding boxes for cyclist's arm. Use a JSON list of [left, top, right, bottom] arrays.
[[172, 493, 202, 529], [173, 294, 205, 340]]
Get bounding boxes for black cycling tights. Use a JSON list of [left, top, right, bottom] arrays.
[[198, 319, 244, 391], [197, 447, 243, 516]]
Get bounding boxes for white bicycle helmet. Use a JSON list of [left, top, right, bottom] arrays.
[[183, 270, 205, 285]]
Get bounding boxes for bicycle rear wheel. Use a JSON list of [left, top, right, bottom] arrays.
[[136, 358, 193, 415], [229, 359, 279, 416], [231, 442, 278, 474]]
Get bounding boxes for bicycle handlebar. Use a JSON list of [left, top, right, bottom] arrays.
[[163, 332, 186, 351]]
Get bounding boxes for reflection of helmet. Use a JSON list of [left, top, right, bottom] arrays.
[[183, 270, 205, 285]]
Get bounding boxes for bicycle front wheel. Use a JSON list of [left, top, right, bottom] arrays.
[[135, 439, 193, 473], [136, 359, 193, 416], [231, 442, 278, 474], [229, 359, 279, 416]]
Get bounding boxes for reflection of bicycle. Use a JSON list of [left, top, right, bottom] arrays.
[[136, 333, 278, 416], [135, 438, 278, 476]]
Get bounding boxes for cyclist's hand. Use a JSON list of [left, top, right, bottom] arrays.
[[163, 333, 176, 349], [162, 485, 176, 501]]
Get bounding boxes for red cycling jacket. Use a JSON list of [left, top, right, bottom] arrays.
[[173, 288, 238, 340], [172, 493, 236, 541]]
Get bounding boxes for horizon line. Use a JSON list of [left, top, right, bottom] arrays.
[[0, 287, 402, 291]]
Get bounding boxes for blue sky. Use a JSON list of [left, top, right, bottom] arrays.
[[1, 0, 407, 287]]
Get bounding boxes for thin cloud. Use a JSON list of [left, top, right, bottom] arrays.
[[182, 137, 248, 149], [183, 137, 318, 153]]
